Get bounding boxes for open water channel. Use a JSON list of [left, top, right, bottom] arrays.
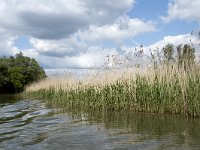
[[0, 95, 200, 150]]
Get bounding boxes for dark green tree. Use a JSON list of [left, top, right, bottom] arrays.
[[176, 44, 195, 70], [0, 52, 46, 93], [0, 59, 14, 92], [163, 44, 174, 65]]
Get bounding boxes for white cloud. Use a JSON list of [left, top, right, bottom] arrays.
[[147, 34, 199, 51], [110, 34, 200, 68], [19, 34, 199, 69], [0, 0, 135, 39], [0, 0, 158, 69], [0, 29, 19, 57], [29, 37, 88, 57], [21, 46, 116, 69], [120, 34, 199, 56], [79, 17, 155, 43], [75, 47, 108, 68], [162, 0, 200, 23]]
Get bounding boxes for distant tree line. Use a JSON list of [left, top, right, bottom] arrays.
[[162, 44, 195, 70], [0, 52, 46, 93], [104, 43, 197, 70], [148, 44, 196, 70]]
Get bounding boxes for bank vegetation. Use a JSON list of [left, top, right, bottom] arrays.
[[25, 43, 200, 117]]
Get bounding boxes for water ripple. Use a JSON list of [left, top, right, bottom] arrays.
[[0, 98, 200, 150]]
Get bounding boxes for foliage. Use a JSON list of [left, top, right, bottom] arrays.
[[24, 43, 199, 117], [176, 44, 195, 70], [163, 44, 174, 64], [25, 65, 200, 117], [162, 44, 195, 70], [0, 52, 46, 93]]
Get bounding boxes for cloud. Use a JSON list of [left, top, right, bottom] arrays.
[[147, 34, 199, 51], [19, 33, 200, 69], [121, 34, 199, 57], [27, 16, 155, 59], [162, 0, 200, 23], [0, 0, 135, 39], [111, 34, 200, 68], [0, 0, 158, 69], [79, 17, 155, 43], [29, 37, 88, 57], [0, 29, 19, 57], [21, 46, 116, 69]]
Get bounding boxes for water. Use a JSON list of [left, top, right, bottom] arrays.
[[0, 95, 200, 150]]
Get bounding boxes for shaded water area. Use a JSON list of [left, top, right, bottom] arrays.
[[0, 95, 200, 150]]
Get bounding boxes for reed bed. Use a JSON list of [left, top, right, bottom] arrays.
[[24, 65, 200, 117]]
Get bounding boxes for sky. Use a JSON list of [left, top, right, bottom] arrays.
[[0, 0, 199, 69]]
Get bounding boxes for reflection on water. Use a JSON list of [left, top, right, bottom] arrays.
[[0, 95, 200, 150]]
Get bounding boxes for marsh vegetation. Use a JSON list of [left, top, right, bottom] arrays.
[[25, 42, 200, 117]]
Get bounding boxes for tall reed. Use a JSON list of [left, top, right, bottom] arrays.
[[25, 64, 200, 117]]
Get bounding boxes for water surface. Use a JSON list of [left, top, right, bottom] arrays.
[[0, 95, 200, 150]]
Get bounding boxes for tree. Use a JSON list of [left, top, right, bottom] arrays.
[[163, 44, 174, 65], [0, 60, 13, 92], [176, 44, 195, 70], [0, 52, 47, 93]]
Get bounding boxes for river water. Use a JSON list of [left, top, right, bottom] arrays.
[[0, 95, 200, 150]]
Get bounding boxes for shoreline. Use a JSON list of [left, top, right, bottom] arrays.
[[24, 65, 200, 118]]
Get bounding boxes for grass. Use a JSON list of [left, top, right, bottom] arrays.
[[24, 65, 200, 117]]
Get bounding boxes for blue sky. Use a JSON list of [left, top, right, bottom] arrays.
[[128, 0, 199, 45], [128, 0, 169, 20], [0, 0, 199, 68], [15, 36, 33, 50]]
